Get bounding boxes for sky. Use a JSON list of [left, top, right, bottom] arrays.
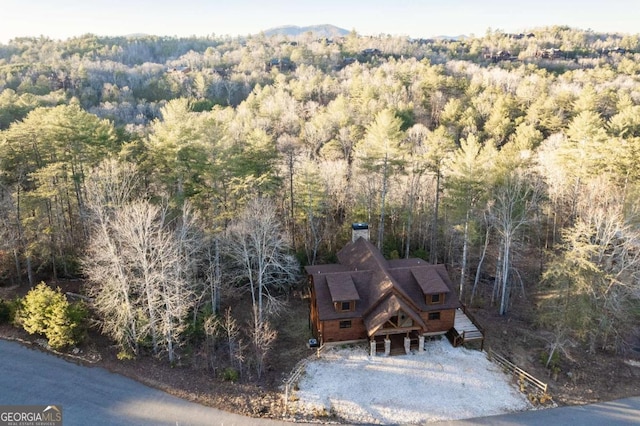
[[2, 0, 639, 43]]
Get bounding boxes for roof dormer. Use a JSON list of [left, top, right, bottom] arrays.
[[411, 267, 450, 305], [326, 273, 360, 312]]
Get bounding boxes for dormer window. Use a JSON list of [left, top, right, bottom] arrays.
[[412, 267, 450, 306], [335, 300, 355, 312], [326, 273, 360, 313], [428, 293, 445, 305]]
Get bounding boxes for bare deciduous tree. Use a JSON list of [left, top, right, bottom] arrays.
[[204, 237, 223, 315], [83, 161, 201, 363], [249, 314, 277, 380], [222, 307, 245, 374], [225, 197, 298, 377], [489, 170, 543, 315], [225, 197, 299, 327], [83, 160, 140, 355]]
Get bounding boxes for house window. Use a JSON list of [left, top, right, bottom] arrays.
[[431, 294, 441, 304], [339, 320, 352, 329], [428, 312, 441, 321], [336, 301, 353, 312]]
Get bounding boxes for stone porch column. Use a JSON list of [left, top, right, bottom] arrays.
[[404, 336, 411, 354], [370, 339, 376, 357], [384, 337, 391, 356], [418, 335, 425, 352]]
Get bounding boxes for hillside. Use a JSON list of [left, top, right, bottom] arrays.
[[262, 24, 349, 37], [1, 26, 640, 422]]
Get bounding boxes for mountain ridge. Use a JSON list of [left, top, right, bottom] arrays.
[[261, 24, 350, 38]]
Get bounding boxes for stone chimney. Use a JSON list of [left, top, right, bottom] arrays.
[[351, 223, 370, 242]]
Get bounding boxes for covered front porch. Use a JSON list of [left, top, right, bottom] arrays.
[[365, 295, 430, 356], [371, 330, 426, 356]]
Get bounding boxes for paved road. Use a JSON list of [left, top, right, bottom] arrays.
[[0, 339, 291, 426], [436, 395, 640, 425], [1, 339, 639, 425]]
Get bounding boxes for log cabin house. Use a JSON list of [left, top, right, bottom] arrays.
[[306, 224, 483, 355]]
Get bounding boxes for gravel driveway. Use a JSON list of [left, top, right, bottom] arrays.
[[292, 339, 533, 424]]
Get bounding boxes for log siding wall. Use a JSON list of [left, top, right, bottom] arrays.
[[420, 309, 455, 333], [320, 318, 367, 343]]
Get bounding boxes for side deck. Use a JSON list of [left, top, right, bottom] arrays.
[[446, 305, 485, 350]]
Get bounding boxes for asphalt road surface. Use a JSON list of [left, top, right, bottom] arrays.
[[436, 397, 640, 425], [0, 339, 290, 425], [1, 339, 639, 425]]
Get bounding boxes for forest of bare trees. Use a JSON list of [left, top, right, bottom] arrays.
[[1, 26, 639, 371]]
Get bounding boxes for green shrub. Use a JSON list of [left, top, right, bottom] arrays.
[[17, 282, 87, 350], [540, 349, 562, 379], [183, 305, 213, 344], [222, 367, 239, 382], [0, 298, 19, 324], [0, 300, 8, 323], [117, 350, 136, 360], [411, 248, 428, 261]]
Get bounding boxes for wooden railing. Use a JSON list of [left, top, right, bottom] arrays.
[[283, 358, 307, 414], [460, 302, 485, 335], [283, 342, 328, 413], [488, 349, 548, 396], [448, 304, 485, 350]]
